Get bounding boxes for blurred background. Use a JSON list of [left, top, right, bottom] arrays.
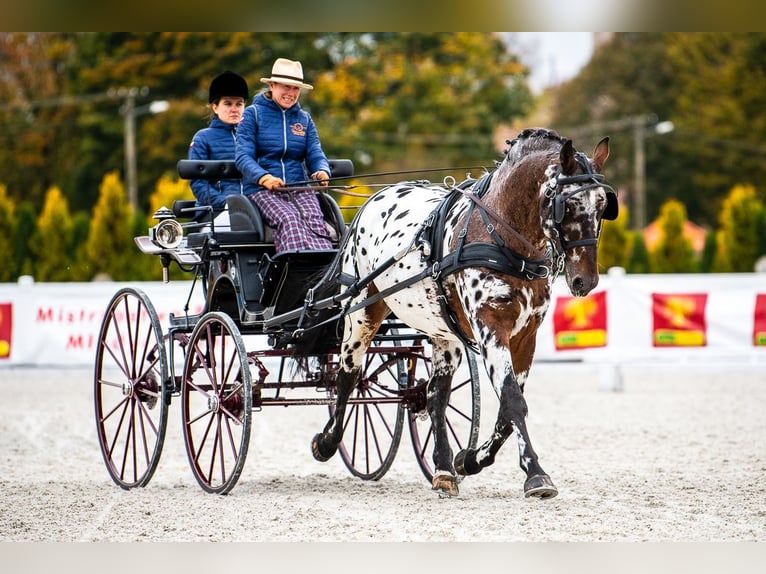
[[1, 32, 765, 281]]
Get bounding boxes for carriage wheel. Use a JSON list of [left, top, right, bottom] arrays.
[[181, 312, 252, 494], [94, 287, 169, 489], [329, 336, 406, 481], [408, 345, 481, 483]]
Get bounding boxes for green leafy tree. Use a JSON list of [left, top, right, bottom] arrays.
[[648, 199, 697, 273], [29, 186, 74, 281], [82, 171, 135, 280], [0, 184, 17, 282], [546, 33, 766, 230], [712, 184, 764, 272], [668, 33, 766, 225], [312, 32, 533, 169]]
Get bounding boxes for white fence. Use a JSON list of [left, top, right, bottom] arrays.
[[1, 268, 766, 368]]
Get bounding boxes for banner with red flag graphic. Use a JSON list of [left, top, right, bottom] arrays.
[[552, 290, 607, 350], [652, 293, 707, 347], [752, 294, 766, 346], [0, 302, 12, 359]]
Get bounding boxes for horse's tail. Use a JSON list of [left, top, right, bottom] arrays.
[[289, 225, 355, 370]]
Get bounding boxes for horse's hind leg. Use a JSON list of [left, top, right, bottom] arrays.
[[427, 339, 462, 497]]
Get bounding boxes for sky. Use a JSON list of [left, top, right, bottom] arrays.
[[509, 32, 595, 93]]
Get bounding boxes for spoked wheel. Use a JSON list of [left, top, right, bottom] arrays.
[[94, 287, 169, 489], [329, 333, 406, 480], [408, 344, 481, 483], [181, 312, 252, 494]]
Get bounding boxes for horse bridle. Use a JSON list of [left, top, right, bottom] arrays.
[[544, 151, 617, 259]]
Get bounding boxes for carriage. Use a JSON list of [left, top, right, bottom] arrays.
[[94, 127, 617, 498], [94, 157, 481, 495]]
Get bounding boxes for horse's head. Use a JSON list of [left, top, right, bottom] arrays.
[[541, 136, 616, 297]]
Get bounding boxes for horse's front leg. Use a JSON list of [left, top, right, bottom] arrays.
[[454, 344, 558, 499]]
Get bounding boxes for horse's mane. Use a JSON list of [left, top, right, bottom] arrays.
[[503, 128, 566, 167]]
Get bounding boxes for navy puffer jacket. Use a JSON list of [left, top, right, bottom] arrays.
[[235, 92, 330, 192], [188, 116, 243, 209]]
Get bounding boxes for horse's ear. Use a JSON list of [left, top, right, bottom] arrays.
[[592, 137, 610, 172], [560, 139, 576, 175]]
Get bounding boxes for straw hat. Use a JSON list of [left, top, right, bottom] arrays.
[[260, 58, 313, 90]]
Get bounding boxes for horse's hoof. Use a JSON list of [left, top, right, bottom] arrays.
[[432, 473, 459, 498], [454, 449, 481, 476], [311, 433, 335, 462], [524, 474, 558, 499]]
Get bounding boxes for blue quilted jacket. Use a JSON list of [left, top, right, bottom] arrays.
[[235, 92, 330, 192], [188, 116, 244, 209]]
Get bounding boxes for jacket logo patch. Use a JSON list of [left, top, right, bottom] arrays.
[[291, 122, 306, 137]]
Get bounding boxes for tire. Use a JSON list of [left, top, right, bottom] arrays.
[[94, 287, 169, 489], [181, 312, 252, 494]]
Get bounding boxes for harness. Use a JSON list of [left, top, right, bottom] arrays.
[[336, 173, 550, 351], [298, 157, 616, 350]]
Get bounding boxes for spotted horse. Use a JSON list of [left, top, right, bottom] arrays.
[[294, 128, 617, 498]]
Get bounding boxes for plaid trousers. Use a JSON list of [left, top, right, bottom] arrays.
[[250, 189, 333, 252]]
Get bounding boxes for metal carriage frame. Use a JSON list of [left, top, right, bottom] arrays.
[[94, 159, 481, 494]]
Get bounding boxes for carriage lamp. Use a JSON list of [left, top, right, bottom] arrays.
[[150, 206, 184, 249]]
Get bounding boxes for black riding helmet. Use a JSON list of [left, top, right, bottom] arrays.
[[208, 70, 249, 103]]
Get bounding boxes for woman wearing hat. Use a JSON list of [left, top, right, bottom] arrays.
[[188, 70, 249, 216], [235, 58, 333, 252]]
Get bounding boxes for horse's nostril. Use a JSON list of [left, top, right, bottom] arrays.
[[572, 277, 584, 292]]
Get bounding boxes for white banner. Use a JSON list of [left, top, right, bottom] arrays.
[[1, 268, 766, 368]]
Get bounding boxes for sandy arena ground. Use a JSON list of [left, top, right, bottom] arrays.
[[1, 361, 765, 547]]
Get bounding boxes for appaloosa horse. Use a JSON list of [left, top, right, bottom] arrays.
[[297, 128, 617, 498]]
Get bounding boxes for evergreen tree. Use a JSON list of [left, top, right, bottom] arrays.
[[626, 231, 651, 273], [0, 184, 17, 282], [82, 171, 135, 280], [12, 201, 36, 280], [29, 186, 74, 281], [597, 206, 631, 272], [698, 228, 717, 273], [648, 199, 697, 273], [68, 211, 92, 281], [712, 184, 764, 272]]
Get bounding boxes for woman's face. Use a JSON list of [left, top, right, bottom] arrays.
[[269, 82, 301, 109], [211, 96, 245, 124]]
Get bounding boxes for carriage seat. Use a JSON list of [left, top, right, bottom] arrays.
[[176, 159, 350, 249]]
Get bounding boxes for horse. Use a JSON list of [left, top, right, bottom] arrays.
[[295, 127, 617, 498]]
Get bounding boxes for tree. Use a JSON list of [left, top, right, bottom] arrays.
[[648, 199, 697, 273], [146, 174, 193, 223], [29, 186, 74, 281], [668, 33, 766, 224], [597, 206, 631, 272], [12, 202, 37, 279], [545, 33, 766, 229], [626, 232, 651, 273], [311, 33, 533, 169], [0, 184, 17, 282], [81, 171, 135, 280], [712, 184, 764, 272]]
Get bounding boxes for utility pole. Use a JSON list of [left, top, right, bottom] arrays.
[[123, 87, 138, 211]]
